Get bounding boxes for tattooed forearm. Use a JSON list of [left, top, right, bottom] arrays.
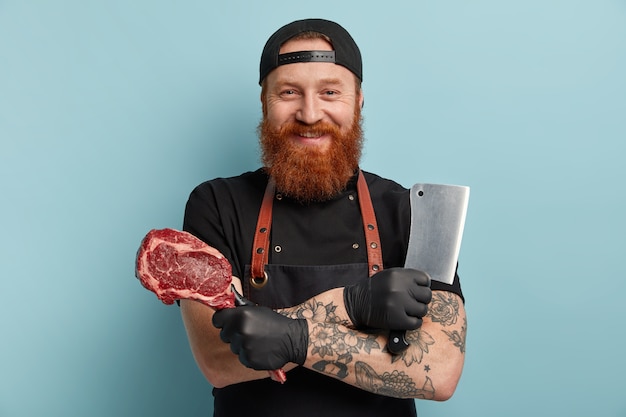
[[442, 318, 467, 353], [428, 292, 460, 326], [354, 362, 435, 399], [279, 293, 464, 400], [284, 297, 429, 398]]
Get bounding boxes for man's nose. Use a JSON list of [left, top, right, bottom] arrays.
[[295, 95, 323, 125]]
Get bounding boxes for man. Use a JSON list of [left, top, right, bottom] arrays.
[[180, 18, 466, 417]]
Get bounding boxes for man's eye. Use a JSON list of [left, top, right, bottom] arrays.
[[282, 89, 296, 95]]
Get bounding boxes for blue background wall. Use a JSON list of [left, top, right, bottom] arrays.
[[1, 1, 625, 416]]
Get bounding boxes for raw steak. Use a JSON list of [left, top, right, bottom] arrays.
[[135, 228, 287, 383], [135, 228, 235, 308]]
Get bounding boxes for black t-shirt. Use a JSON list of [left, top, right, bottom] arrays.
[[182, 168, 464, 417]]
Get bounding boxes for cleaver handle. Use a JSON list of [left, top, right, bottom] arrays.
[[387, 330, 410, 354]]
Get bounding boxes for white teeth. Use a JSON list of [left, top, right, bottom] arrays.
[[300, 132, 321, 138]]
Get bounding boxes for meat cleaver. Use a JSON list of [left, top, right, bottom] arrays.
[[387, 183, 470, 354]]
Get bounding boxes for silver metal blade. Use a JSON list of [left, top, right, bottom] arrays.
[[404, 183, 470, 284]]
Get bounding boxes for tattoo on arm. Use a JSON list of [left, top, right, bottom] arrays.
[[428, 292, 466, 353], [288, 298, 427, 397], [308, 323, 430, 399], [284, 298, 350, 326], [355, 362, 435, 399], [428, 292, 460, 326], [286, 298, 381, 379], [283, 297, 448, 398], [443, 318, 467, 353], [309, 322, 380, 379]]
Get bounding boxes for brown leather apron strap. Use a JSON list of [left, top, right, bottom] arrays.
[[250, 177, 275, 286], [250, 170, 384, 284], [356, 170, 383, 277]]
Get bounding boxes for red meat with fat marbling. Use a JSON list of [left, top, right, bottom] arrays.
[[135, 228, 287, 383], [135, 228, 235, 309]]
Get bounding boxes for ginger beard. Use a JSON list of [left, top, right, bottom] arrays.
[[258, 104, 363, 204]]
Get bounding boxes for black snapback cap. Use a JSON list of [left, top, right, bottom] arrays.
[[259, 18, 362, 85]]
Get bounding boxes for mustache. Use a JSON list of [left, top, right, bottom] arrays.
[[276, 121, 342, 137]]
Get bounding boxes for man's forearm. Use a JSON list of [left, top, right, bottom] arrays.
[[280, 290, 466, 400]]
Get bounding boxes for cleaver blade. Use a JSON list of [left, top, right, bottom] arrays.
[[387, 183, 470, 355]]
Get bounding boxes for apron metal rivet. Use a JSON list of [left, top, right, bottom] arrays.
[[274, 245, 282, 253], [370, 242, 378, 249], [250, 271, 269, 288], [352, 243, 359, 249], [256, 247, 264, 254]]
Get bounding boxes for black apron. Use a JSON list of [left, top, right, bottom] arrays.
[[213, 171, 417, 417], [244, 170, 382, 308]]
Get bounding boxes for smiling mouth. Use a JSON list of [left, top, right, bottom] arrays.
[[298, 131, 324, 139]]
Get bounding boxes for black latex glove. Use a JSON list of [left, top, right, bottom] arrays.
[[344, 267, 432, 330], [212, 305, 309, 371]]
